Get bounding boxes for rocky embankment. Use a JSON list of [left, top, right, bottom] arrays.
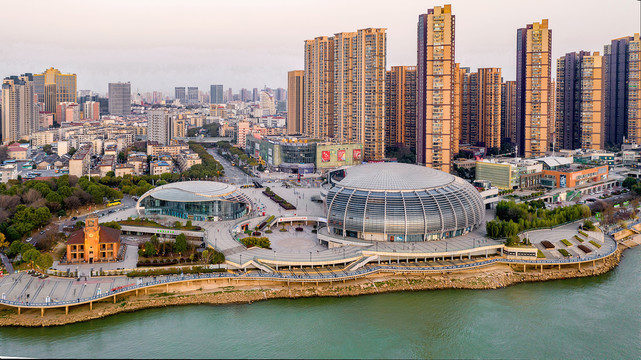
[[0, 249, 622, 327]]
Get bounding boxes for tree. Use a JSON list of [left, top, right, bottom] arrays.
[[35, 253, 53, 270], [102, 221, 121, 230], [118, 151, 127, 163], [68, 147, 77, 156], [201, 249, 210, 263], [22, 248, 41, 267], [185, 220, 192, 228], [174, 234, 188, 254], [42, 144, 53, 155], [0, 232, 9, 250], [144, 241, 157, 257]]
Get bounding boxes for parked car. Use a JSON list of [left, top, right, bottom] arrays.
[[71, 216, 78, 221]]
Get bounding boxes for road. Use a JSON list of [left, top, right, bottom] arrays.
[[208, 149, 258, 185]]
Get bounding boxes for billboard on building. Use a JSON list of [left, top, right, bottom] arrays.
[[338, 150, 346, 161], [321, 151, 330, 162], [353, 149, 361, 160]]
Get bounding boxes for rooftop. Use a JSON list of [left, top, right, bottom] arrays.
[[336, 163, 456, 191], [146, 181, 240, 202]]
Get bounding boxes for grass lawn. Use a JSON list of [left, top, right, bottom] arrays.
[[589, 240, 602, 248], [537, 250, 546, 258], [561, 239, 573, 247], [558, 249, 571, 257], [574, 235, 585, 242]]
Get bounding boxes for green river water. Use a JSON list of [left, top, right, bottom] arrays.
[[1, 247, 640, 359]]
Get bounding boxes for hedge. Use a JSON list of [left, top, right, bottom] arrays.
[[126, 267, 226, 277], [589, 240, 602, 249], [558, 249, 571, 257], [561, 239, 572, 247]]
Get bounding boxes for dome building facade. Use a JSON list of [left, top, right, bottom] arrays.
[[136, 181, 252, 221], [325, 163, 484, 242]]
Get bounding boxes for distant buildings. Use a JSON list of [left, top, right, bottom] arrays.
[[147, 109, 171, 145], [175, 87, 186, 104], [108, 82, 132, 116], [260, 90, 276, 116], [187, 87, 198, 105], [33, 67, 77, 123], [287, 71, 304, 135], [210, 84, 224, 104], [1, 74, 37, 144]]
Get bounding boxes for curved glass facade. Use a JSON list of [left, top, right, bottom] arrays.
[[140, 196, 248, 221], [326, 177, 484, 242]]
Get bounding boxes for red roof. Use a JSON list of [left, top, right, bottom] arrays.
[[66, 225, 121, 245]]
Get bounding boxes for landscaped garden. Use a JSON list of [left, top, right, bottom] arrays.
[[262, 187, 296, 210]]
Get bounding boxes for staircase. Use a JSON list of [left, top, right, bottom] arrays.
[[343, 255, 377, 272]]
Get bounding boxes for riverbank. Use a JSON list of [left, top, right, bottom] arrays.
[[0, 248, 623, 327]]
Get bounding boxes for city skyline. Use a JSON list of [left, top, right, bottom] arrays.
[[1, 0, 638, 94]]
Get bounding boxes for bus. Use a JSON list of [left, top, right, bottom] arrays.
[[107, 200, 122, 207]]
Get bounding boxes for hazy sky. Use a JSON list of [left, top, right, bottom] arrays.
[[1, 0, 639, 95]]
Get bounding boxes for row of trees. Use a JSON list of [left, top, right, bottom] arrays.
[[487, 200, 591, 238], [0, 174, 123, 242], [184, 143, 225, 179]]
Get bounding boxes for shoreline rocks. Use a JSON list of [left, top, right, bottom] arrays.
[[0, 249, 622, 328]]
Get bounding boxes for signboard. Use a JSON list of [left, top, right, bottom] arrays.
[[353, 149, 362, 160], [321, 151, 330, 162], [560, 174, 567, 188], [338, 150, 346, 161]]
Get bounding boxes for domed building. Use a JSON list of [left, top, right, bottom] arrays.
[[136, 181, 252, 221], [325, 163, 484, 242]]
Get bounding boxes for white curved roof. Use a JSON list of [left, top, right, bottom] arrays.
[[336, 163, 456, 191], [144, 181, 242, 202]]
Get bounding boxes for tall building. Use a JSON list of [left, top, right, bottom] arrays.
[[174, 87, 186, 104], [210, 85, 223, 104], [604, 33, 641, 145], [252, 88, 259, 102], [147, 109, 171, 145], [385, 66, 417, 151], [32, 67, 76, 123], [260, 91, 276, 116], [501, 80, 517, 144], [83, 101, 100, 120], [452, 63, 464, 154], [556, 51, 590, 150], [1, 74, 37, 144], [304, 36, 335, 139], [516, 19, 552, 158], [108, 82, 131, 116], [579, 53, 605, 150], [334, 28, 387, 160], [417, 5, 455, 172], [187, 87, 198, 105], [477, 68, 502, 149], [226, 88, 233, 103], [460, 70, 478, 145], [287, 70, 304, 134]]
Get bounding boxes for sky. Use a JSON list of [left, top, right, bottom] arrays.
[[1, 0, 639, 95]]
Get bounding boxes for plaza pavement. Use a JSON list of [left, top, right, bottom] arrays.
[[522, 222, 613, 260]]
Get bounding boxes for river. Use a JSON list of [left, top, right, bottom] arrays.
[[1, 247, 640, 359]]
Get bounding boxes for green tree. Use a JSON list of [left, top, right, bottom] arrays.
[[144, 241, 157, 257], [35, 253, 53, 270], [185, 220, 192, 228], [7, 240, 23, 258], [174, 234, 188, 254], [42, 144, 53, 155], [22, 248, 41, 267], [201, 249, 209, 263]]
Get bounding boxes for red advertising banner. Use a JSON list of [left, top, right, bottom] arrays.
[[321, 150, 331, 162], [337, 149, 346, 161], [353, 148, 362, 160]]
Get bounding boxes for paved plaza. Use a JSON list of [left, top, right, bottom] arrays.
[[522, 222, 614, 259]]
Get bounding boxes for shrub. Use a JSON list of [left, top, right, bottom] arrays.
[[582, 220, 596, 231], [279, 228, 287, 232], [126, 266, 226, 277], [558, 249, 570, 257], [240, 236, 270, 249], [537, 250, 545, 258], [589, 240, 602, 248], [579, 230, 589, 237], [265, 229, 272, 234], [541, 240, 555, 249], [561, 239, 572, 247], [574, 235, 585, 242]]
